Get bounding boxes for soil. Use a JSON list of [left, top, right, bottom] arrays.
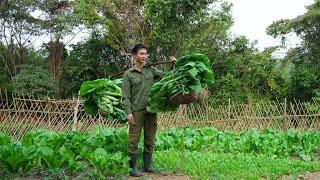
[[8, 170, 320, 179], [277, 172, 320, 180], [10, 171, 191, 180], [127, 172, 191, 180]]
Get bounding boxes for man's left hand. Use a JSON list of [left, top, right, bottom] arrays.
[[168, 56, 177, 63]]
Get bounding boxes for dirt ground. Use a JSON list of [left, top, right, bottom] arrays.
[[10, 171, 191, 180], [127, 172, 191, 180], [278, 172, 320, 180], [9, 171, 320, 180], [127, 171, 320, 180], [131, 172, 320, 180]]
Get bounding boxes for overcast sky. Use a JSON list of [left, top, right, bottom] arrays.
[[228, 0, 315, 50]]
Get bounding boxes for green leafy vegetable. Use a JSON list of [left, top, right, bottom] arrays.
[[0, 132, 11, 146], [80, 79, 126, 122], [147, 53, 214, 112], [0, 142, 35, 173]]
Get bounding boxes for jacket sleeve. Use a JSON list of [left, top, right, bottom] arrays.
[[122, 73, 132, 114], [151, 67, 165, 79]]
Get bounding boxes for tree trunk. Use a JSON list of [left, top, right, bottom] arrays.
[[48, 41, 65, 99]]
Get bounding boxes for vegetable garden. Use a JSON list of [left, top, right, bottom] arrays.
[[1, 126, 320, 179], [1, 0, 320, 179], [1, 89, 320, 179]]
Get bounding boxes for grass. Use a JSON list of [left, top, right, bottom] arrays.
[[3, 149, 320, 179], [153, 150, 320, 180]]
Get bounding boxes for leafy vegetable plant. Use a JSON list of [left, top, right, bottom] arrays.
[[80, 78, 126, 122], [147, 53, 214, 112], [0, 142, 35, 173]]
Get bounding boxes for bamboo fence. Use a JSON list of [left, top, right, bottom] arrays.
[[0, 89, 320, 139]]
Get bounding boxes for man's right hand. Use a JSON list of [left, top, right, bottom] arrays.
[[127, 113, 135, 124]]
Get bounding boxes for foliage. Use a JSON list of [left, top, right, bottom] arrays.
[[12, 64, 54, 98], [0, 133, 11, 146], [266, 0, 320, 101], [209, 36, 287, 105], [12, 127, 129, 177], [209, 73, 247, 105], [289, 64, 319, 101], [80, 147, 129, 177], [155, 128, 320, 161], [33, 0, 80, 41], [304, 89, 320, 112], [1, 127, 320, 178], [1, 0, 319, 103], [145, 0, 233, 60], [0, 73, 14, 93], [154, 150, 320, 180], [61, 34, 126, 98], [75, 0, 145, 55], [0, 0, 42, 67], [147, 53, 214, 112], [80, 78, 126, 122], [0, 142, 35, 173], [75, 0, 232, 63]]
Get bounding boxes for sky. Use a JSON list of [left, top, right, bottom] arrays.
[[228, 0, 315, 50]]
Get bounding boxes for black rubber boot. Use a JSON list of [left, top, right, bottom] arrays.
[[143, 152, 154, 173], [129, 154, 141, 177]]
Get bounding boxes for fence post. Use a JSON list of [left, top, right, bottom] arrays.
[[0, 89, 2, 106], [228, 98, 231, 120], [284, 98, 287, 116], [283, 98, 287, 129], [72, 92, 80, 131], [5, 89, 9, 109]]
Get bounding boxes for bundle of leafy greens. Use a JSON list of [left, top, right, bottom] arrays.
[[147, 53, 214, 113], [80, 78, 126, 122]]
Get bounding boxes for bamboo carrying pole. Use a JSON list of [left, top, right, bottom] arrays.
[[109, 61, 174, 79]]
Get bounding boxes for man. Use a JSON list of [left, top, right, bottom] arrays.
[[122, 44, 176, 176]]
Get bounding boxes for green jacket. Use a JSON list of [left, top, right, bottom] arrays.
[[122, 65, 164, 114]]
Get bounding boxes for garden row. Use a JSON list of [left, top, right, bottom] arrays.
[[1, 126, 320, 178]]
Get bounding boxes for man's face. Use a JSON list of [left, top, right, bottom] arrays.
[[133, 48, 147, 64]]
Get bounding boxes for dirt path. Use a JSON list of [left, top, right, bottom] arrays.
[[278, 172, 320, 180], [10, 171, 191, 180], [127, 172, 191, 180]]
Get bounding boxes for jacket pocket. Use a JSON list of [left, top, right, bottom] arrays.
[[131, 77, 141, 85]]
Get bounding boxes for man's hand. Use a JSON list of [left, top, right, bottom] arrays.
[[168, 56, 177, 63], [168, 56, 177, 69], [127, 113, 135, 124]]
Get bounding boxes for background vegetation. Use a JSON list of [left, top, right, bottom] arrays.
[[0, 0, 319, 105]]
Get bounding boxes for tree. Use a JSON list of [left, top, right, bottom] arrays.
[[209, 36, 287, 105], [60, 33, 127, 98], [0, 0, 42, 78], [75, 0, 232, 65], [33, 0, 82, 98], [266, 0, 320, 101], [12, 64, 54, 98], [75, 0, 146, 59], [145, 0, 233, 61]]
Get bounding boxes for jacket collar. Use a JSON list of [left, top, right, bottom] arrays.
[[129, 64, 150, 72]]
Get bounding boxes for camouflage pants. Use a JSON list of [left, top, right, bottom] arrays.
[[128, 110, 157, 154]]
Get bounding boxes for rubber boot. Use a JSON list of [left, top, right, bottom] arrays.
[[129, 154, 141, 176], [143, 152, 154, 173]]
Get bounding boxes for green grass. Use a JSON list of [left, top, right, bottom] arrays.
[[3, 149, 320, 179], [153, 150, 320, 180]]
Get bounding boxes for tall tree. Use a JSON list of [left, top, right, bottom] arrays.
[[75, 0, 232, 66], [61, 33, 127, 98], [0, 0, 42, 78], [266, 0, 320, 101], [33, 0, 81, 98], [145, 0, 233, 61], [76, 0, 145, 60]]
